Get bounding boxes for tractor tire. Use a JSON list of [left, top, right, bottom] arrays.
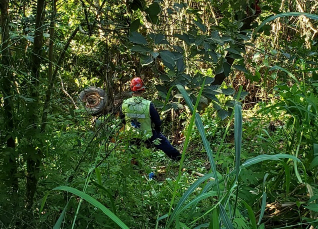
[[79, 87, 107, 115]]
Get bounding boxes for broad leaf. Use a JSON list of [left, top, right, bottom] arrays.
[[208, 51, 218, 63], [226, 48, 241, 55], [177, 58, 185, 73], [210, 31, 224, 45], [217, 109, 229, 120], [131, 45, 151, 53], [151, 33, 165, 44], [160, 50, 175, 69], [193, 19, 207, 32], [223, 61, 232, 76], [314, 143, 318, 157], [140, 55, 153, 66], [215, 64, 224, 75], [130, 19, 141, 32], [222, 88, 235, 95], [145, 2, 161, 16], [129, 31, 147, 45], [233, 65, 248, 73], [309, 157, 318, 170], [175, 33, 192, 45], [304, 204, 318, 212]]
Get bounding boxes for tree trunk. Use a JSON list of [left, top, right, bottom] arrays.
[[0, 0, 19, 199], [25, 0, 46, 210]]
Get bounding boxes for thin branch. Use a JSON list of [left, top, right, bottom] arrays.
[[41, 26, 80, 132], [58, 74, 79, 109]]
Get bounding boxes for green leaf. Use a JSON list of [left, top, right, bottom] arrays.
[[160, 50, 176, 69], [219, 204, 234, 229], [40, 192, 50, 213], [242, 154, 301, 170], [173, 51, 183, 60], [215, 64, 224, 75], [152, 33, 165, 44], [167, 173, 215, 225], [194, 19, 207, 32], [234, 103, 242, 182], [210, 31, 224, 45], [304, 204, 318, 212], [255, 12, 318, 35], [233, 65, 248, 73], [175, 33, 192, 45], [145, 2, 161, 16], [179, 222, 191, 229], [160, 74, 170, 81], [140, 55, 153, 66], [314, 143, 318, 157], [223, 62, 232, 77], [309, 157, 318, 170], [208, 51, 218, 63], [53, 186, 129, 229], [157, 214, 169, 222], [146, 14, 159, 24], [222, 88, 235, 95], [235, 91, 248, 100], [129, 31, 147, 45], [270, 65, 298, 82], [210, 208, 220, 229], [229, 53, 243, 59], [220, 36, 232, 42], [217, 109, 229, 120], [177, 58, 185, 73], [205, 77, 215, 84], [282, 162, 291, 195], [174, 3, 185, 11], [226, 48, 241, 55], [131, 45, 151, 53], [53, 201, 69, 229], [23, 35, 34, 42], [180, 191, 218, 213], [155, 85, 168, 94], [176, 84, 219, 193], [91, 181, 117, 215], [258, 174, 268, 225], [204, 86, 222, 95], [173, 45, 184, 53], [95, 168, 102, 185], [242, 201, 257, 229], [130, 19, 141, 32]]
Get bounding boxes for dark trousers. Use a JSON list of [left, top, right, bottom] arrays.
[[129, 131, 181, 161], [147, 130, 181, 161]]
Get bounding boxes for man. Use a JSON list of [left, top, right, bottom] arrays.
[[121, 77, 181, 161]]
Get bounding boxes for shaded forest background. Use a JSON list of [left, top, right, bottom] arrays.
[[1, 0, 318, 228]]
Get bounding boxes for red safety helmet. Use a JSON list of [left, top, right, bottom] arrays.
[[130, 77, 145, 92]]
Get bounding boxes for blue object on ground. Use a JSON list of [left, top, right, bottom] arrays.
[[149, 172, 155, 180]]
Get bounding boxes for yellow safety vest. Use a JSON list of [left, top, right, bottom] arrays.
[[122, 97, 153, 139]]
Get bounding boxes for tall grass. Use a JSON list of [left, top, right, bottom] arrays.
[[162, 84, 304, 228]]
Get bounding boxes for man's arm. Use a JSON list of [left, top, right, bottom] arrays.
[[149, 103, 161, 132]]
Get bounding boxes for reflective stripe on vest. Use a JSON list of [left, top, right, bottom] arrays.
[[122, 97, 153, 139]]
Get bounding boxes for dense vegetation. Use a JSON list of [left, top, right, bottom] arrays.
[[1, 0, 318, 228]]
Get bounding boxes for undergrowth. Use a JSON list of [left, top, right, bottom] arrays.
[[3, 80, 317, 228]]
